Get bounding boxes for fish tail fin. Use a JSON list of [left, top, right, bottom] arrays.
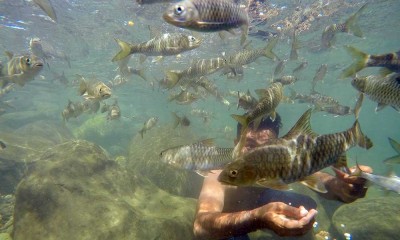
[[231, 114, 249, 130], [263, 37, 279, 61], [340, 45, 368, 79], [353, 92, 364, 119], [351, 120, 373, 149], [240, 24, 249, 46], [112, 39, 133, 62], [78, 77, 87, 96], [139, 129, 145, 139], [137, 69, 148, 81], [171, 112, 181, 129], [344, 3, 368, 37], [165, 70, 181, 88]]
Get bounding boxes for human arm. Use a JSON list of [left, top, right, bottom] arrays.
[[314, 165, 372, 203], [193, 171, 318, 239]]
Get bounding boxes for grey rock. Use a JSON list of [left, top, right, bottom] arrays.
[[332, 196, 400, 240]]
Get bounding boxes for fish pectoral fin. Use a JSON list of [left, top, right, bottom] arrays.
[[256, 179, 290, 190], [300, 175, 327, 193], [388, 138, 400, 154], [375, 103, 387, 112], [195, 170, 210, 177]]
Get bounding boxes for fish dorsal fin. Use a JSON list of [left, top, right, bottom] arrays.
[[388, 137, 400, 154], [198, 138, 215, 147], [148, 25, 162, 39], [5, 51, 13, 60], [300, 174, 327, 193], [257, 179, 291, 190], [254, 88, 266, 99], [283, 109, 315, 139]]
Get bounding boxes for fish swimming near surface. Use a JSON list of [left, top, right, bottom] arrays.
[[321, 3, 368, 49], [163, 0, 249, 45], [346, 163, 400, 194], [139, 117, 158, 138], [112, 33, 202, 62], [160, 139, 234, 176], [0, 51, 43, 88], [33, 0, 57, 22], [231, 82, 283, 130], [340, 46, 400, 79], [351, 73, 400, 112], [77, 75, 112, 101], [383, 138, 400, 165], [218, 109, 373, 192]]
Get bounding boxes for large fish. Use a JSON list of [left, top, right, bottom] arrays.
[[163, 0, 249, 45], [341, 46, 400, 79], [231, 82, 283, 130], [321, 3, 367, 49], [112, 33, 201, 62], [139, 117, 158, 138], [351, 73, 400, 112], [218, 109, 373, 192], [0, 52, 43, 88], [383, 138, 400, 165], [160, 139, 233, 176]]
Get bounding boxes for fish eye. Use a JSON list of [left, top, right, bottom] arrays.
[[229, 169, 238, 178], [174, 5, 184, 15], [25, 58, 31, 65], [189, 36, 195, 42]]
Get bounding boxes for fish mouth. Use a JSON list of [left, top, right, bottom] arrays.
[[35, 62, 44, 67]]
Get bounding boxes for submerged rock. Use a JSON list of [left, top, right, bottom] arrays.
[[0, 120, 73, 194], [332, 196, 400, 240], [12, 140, 196, 240], [128, 125, 203, 198]]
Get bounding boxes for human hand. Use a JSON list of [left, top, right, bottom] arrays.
[[254, 202, 317, 237], [331, 165, 372, 203]]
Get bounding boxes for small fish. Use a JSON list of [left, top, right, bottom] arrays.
[[163, 0, 249, 45], [351, 73, 400, 112], [139, 117, 158, 138], [349, 163, 400, 194], [384, 138, 400, 165], [314, 104, 352, 116], [0, 52, 43, 88], [136, 0, 174, 4], [311, 64, 328, 92], [171, 112, 190, 128], [237, 90, 258, 111], [168, 89, 200, 105], [321, 3, 367, 49], [112, 33, 201, 62], [340, 46, 400, 79], [61, 100, 85, 122], [195, 77, 230, 106], [0, 140, 6, 150], [218, 109, 373, 192], [273, 59, 287, 77], [271, 75, 297, 86], [115, 55, 147, 81], [290, 31, 301, 61], [290, 89, 340, 108], [101, 100, 121, 121], [165, 57, 227, 88], [160, 139, 234, 176], [231, 82, 283, 130], [292, 61, 308, 75], [33, 0, 57, 22], [191, 108, 214, 123], [29, 38, 71, 67], [77, 75, 112, 101]]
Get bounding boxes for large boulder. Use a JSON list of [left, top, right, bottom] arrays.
[[12, 140, 196, 240], [0, 120, 73, 194], [128, 125, 204, 198], [332, 196, 400, 240]]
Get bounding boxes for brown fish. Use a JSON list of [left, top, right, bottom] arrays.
[[77, 75, 112, 101], [218, 109, 373, 192]]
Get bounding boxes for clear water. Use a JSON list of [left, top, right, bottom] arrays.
[[0, 0, 399, 239]]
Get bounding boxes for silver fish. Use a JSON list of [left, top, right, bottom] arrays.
[[351, 164, 400, 194], [33, 0, 57, 22], [160, 139, 233, 176]]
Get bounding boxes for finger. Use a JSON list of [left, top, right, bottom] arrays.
[[274, 203, 307, 219], [333, 168, 367, 185]]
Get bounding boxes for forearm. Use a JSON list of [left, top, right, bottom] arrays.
[[193, 210, 261, 239]]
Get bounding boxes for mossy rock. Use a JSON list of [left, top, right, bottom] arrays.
[[128, 125, 203, 198]]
